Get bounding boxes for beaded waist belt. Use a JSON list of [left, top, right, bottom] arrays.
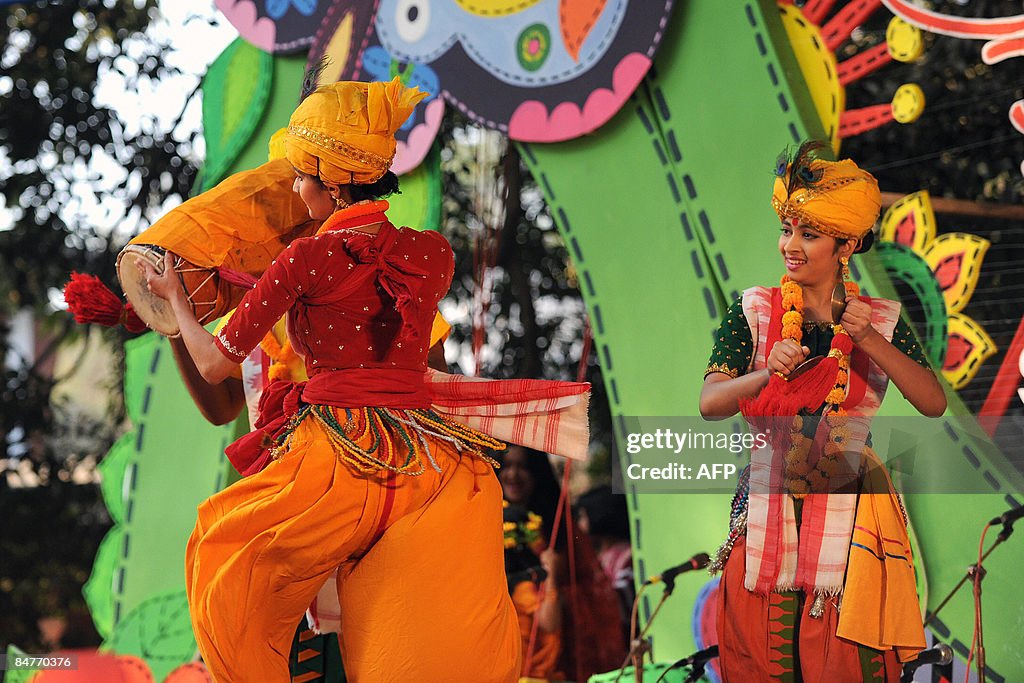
[[274, 405, 505, 476]]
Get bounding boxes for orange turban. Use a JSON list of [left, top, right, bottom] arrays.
[[284, 78, 428, 185], [771, 143, 881, 241]]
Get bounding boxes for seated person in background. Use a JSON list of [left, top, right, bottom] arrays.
[[494, 446, 627, 681], [504, 502, 561, 682]]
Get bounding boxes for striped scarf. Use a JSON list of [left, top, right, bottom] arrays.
[[427, 369, 591, 461], [740, 286, 900, 594]]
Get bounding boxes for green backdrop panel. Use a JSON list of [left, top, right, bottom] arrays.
[[521, 0, 822, 662], [86, 333, 236, 661], [386, 143, 442, 232], [223, 52, 306, 178]]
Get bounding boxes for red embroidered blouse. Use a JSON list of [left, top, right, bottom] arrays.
[[214, 214, 453, 406]]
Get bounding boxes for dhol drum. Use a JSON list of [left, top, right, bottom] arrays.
[[116, 245, 244, 336], [116, 157, 320, 337]]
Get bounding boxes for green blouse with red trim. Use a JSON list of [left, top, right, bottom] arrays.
[[704, 297, 931, 380]]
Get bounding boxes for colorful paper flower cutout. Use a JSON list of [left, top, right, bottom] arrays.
[[879, 190, 995, 389]]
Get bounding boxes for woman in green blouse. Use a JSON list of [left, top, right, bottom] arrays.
[[700, 142, 945, 683]]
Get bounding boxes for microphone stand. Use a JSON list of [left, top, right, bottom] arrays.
[[654, 646, 720, 683], [613, 577, 679, 683], [682, 660, 708, 683], [923, 518, 1015, 683], [923, 520, 1013, 629]]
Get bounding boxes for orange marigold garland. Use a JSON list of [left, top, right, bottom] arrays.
[[260, 331, 299, 382], [763, 276, 862, 499]]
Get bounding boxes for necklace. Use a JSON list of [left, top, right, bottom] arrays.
[[315, 199, 390, 236]]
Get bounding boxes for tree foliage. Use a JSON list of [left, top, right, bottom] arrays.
[[1, 1, 201, 464], [1, 0, 201, 651], [1, 1, 199, 308]]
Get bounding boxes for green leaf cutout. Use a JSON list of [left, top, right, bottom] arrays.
[[198, 38, 274, 192], [104, 589, 196, 682]]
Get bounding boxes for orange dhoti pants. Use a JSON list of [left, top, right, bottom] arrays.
[[185, 417, 521, 682], [717, 537, 900, 683]]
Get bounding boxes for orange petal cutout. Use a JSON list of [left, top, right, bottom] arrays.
[[164, 662, 214, 683], [560, 0, 607, 62], [320, 11, 355, 86]]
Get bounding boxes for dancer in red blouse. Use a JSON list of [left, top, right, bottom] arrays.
[[137, 79, 593, 682]]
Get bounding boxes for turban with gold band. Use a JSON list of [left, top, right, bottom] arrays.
[[771, 141, 881, 242], [284, 77, 428, 185]]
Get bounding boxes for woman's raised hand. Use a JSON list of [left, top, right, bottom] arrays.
[[767, 339, 810, 376], [136, 252, 185, 304], [840, 296, 877, 343]]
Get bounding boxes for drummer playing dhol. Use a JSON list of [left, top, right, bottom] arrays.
[[136, 78, 550, 682]]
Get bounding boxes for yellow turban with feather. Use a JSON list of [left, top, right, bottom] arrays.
[[771, 141, 881, 242], [284, 77, 428, 185]]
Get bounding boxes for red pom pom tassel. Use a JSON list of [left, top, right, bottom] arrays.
[[63, 273, 147, 333], [121, 302, 148, 334], [740, 357, 843, 420]]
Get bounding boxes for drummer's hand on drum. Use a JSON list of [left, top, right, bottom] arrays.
[[767, 339, 810, 376], [137, 252, 185, 305]]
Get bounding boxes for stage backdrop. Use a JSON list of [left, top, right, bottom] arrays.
[[42, 2, 1024, 681]]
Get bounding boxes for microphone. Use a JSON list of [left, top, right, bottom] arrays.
[[655, 646, 719, 683], [676, 645, 718, 668], [900, 643, 952, 681], [989, 504, 1024, 527], [645, 553, 711, 591]]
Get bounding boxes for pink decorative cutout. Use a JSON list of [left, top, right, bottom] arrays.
[[982, 38, 1024, 64], [392, 98, 445, 176], [216, 0, 276, 52], [507, 52, 651, 143], [1010, 100, 1024, 134]]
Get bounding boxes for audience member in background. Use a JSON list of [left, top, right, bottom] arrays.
[[504, 502, 561, 682], [495, 446, 627, 681], [576, 485, 634, 644]]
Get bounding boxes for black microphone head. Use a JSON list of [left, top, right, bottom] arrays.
[[692, 552, 711, 569], [907, 643, 954, 671]]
